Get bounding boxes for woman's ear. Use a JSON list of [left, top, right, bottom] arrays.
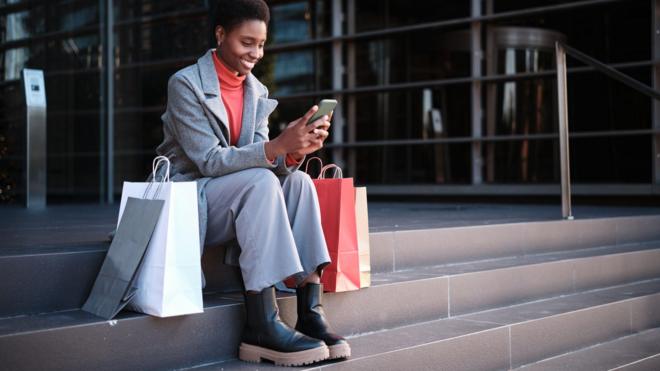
[[215, 26, 225, 47]]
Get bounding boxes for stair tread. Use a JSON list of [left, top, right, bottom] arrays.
[[0, 295, 243, 336], [461, 279, 660, 325], [192, 279, 660, 370], [373, 241, 660, 284], [517, 327, 660, 371]]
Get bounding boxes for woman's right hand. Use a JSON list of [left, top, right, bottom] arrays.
[[265, 105, 328, 160]]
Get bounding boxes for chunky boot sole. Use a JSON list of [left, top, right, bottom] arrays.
[[328, 343, 351, 359], [239, 343, 329, 366]]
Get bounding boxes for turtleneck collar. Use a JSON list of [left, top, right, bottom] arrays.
[[212, 50, 246, 91]]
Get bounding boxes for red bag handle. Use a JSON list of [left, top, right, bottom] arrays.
[[320, 164, 343, 179], [304, 157, 324, 177]]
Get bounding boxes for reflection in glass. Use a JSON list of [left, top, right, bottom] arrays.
[[489, 27, 564, 183]]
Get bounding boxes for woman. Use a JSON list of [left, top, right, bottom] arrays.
[[154, 0, 350, 367]]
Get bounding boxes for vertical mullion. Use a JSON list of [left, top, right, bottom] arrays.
[[346, 0, 357, 178], [653, 0, 660, 185], [98, 0, 106, 203], [471, 0, 483, 185], [485, 0, 496, 183], [331, 0, 345, 169], [105, 0, 114, 203]]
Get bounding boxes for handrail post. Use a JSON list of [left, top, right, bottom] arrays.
[[556, 42, 574, 220]]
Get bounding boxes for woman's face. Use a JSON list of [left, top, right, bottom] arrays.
[[215, 20, 267, 76]]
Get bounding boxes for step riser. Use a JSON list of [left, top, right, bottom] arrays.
[[0, 252, 104, 317], [515, 328, 660, 370], [313, 293, 660, 371], [0, 246, 244, 318], [449, 249, 660, 316], [0, 300, 245, 371], [371, 215, 660, 273], [509, 293, 660, 368]]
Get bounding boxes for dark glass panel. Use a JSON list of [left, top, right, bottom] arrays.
[[47, 112, 101, 201], [115, 0, 207, 21], [569, 66, 651, 133], [259, 46, 332, 96], [491, 0, 650, 63], [354, 29, 471, 88], [488, 139, 558, 183], [0, 1, 102, 203], [348, 143, 472, 185], [354, 0, 470, 32], [113, 111, 164, 187], [114, 14, 208, 66], [571, 136, 651, 183], [269, 0, 332, 44]]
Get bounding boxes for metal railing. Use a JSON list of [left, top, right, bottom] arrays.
[[555, 41, 660, 219]]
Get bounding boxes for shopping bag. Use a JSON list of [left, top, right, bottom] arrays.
[[355, 187, 371, 288], [117, 156, 203, 317], [82, 196, 164, 320], [311, 163, 360, 292]]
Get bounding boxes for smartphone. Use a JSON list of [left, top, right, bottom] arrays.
[[306, 99, 337, 125]]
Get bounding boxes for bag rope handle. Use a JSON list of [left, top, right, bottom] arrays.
[[304, 156, 324, 176], [319, 164, 343, 179], [143, 156, 171, 199]]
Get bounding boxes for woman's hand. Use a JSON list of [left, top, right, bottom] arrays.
[[265, 106, 332, 160]]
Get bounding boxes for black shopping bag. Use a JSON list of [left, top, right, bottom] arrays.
[[82, 197, 164, 319]]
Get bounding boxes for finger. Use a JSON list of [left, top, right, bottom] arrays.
[[316, 121, 331, 131], [328, 111, 334, 121], [309, 115, 329, 129], [298, 105, 319, 127], [312, 129, 329, 139]]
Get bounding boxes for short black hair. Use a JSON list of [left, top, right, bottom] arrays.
[[213, 0, 270, 32]]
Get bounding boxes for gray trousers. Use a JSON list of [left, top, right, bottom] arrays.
[[204, 168, 330, 292]]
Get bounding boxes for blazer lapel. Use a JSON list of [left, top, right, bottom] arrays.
[[238, 74, 278, 147], [197, 50, 231, 138]]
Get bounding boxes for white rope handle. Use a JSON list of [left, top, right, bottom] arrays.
[[319, 164, 343, 179], [304, 156, 324, 175], [144, 156, 171, 199], [152, 156, 171, 182]]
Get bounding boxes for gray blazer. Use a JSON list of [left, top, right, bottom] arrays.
[[155, 49, 303, 250]]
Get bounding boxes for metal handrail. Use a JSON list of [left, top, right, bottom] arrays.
[[555, 41, 660, 220]]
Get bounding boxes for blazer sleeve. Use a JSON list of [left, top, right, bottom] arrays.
[[166, 74, 276, 177], [253, 90, 305, 176]]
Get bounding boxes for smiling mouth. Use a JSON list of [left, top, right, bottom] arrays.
[[241, 59, 256, 70]]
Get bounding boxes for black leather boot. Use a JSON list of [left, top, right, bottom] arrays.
[[239, 286, 329, 366], [296, 283, 351, 359]]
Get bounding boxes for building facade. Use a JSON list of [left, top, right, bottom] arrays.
[[1, 0, 659, 203]]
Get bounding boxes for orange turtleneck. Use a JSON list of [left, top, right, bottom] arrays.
[[213, 51, 245, 146], [212, 51, 302, 166]]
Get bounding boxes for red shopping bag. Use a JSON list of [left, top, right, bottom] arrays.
[[312, 164, 360, 292]]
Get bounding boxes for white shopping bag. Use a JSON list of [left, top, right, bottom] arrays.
[[117, 156, 203, 317]]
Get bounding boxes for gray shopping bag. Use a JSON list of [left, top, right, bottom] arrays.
[[82, 197, 164, 319]]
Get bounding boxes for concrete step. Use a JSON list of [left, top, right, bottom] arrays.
[[1, 237, 659, 327], [515, 327, 660, 371], [371, 214, 660, 273], [2, 243, 660, 371], [2, 214, 659, 318], [0, 243, 243, 318], [187, 279, 660, 371]]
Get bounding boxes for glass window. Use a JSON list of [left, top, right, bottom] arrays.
[[115, 0, 207, 21], [0, 1, 102, 203], [269, 0, 332, 44]]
